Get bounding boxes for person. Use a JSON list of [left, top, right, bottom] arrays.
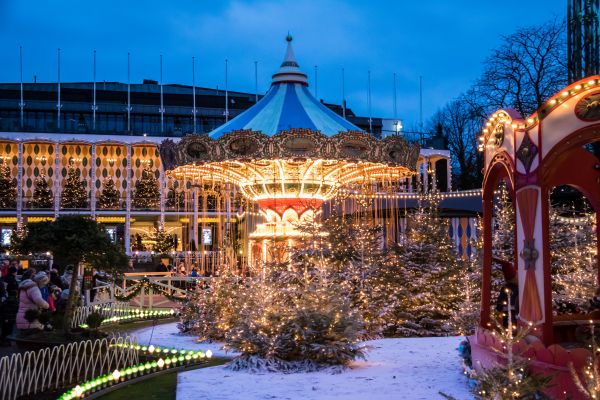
[[179, 263, 186, 276], [0, 260, 8, 277], [190, 267, 198, 278], [21, 267, 36, 281], [16, 271, 50, 331], [494, 258, 519, 328], [61, 265, 73, 288], [1, 266, 18, 342], [49, 269, 64, 290]]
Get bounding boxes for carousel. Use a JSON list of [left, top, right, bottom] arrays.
[[159, 35, 419, 269], [473, 76, 600, 398]]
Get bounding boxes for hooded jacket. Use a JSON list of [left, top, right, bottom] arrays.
[[16, 279, 49, 330]]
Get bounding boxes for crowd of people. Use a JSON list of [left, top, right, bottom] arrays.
[[0, 260, 73, 344]]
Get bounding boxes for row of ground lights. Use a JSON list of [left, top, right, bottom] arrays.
[[57, 344, 213, 400], [79, 309, 175, 328]]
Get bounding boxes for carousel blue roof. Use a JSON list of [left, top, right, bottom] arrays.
[[209, 35, 362, 139]]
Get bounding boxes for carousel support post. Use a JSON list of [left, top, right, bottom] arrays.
[[480, 194, 493, 328], [540, 188, 554, 344]]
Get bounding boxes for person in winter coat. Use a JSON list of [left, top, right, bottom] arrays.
[[61, 266, 74, 288], [16, 272, 50, 330], [1, 266, 18, 342]]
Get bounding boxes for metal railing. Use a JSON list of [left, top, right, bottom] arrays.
[[0, 335, 138, 400]]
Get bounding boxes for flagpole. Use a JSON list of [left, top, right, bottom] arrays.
[[393, 72, 397, 120], [159, 54, 165, 134], [92, 50, 97, 131], [225, 59, 229, 122], [254, 61, 258, 103], [341, 67, 346, 119], [314, 65, 318, 98], [192, 56, 197, 134], [19, 46, 25, 129], [127, 52, 131, 132], [57, 48, 62, 130], [368, 70, 372, 134]]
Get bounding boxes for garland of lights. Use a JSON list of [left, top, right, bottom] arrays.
[[113, 278, 188, 303], [57, 343, 214, 400]]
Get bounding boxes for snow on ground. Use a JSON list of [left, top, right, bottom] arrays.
[[133, 322, 473, 400]]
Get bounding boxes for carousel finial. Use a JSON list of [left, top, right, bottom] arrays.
[[286, 32, 292, 42]]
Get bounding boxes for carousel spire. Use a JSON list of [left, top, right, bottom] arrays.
[[271, 33, 308, 86]]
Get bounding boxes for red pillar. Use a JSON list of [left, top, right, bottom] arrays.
[[480, 194, 493, 328], [540, 188, 554, 345]]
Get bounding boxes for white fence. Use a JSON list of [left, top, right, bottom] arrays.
[[0, 335, 139, 400]]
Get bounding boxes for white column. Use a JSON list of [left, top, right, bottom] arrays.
[[193, 187, 199, 251], [16, 142, 23, 230], [90, 144, 97, 217], [159, 167, 165, 229], [125, 144, 132, 255], [54, 142, 60, 218], [446, 157, 452, 191], [431, 158, 437, 193], [422, 157, 429, 193], [416, 159, 422, 193]]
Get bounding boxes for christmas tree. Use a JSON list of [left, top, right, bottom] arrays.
[[32, 173, 54, 209], [550, 204, 597, 311], [61, 166, 88, 209], [473, 300, 551, 399], [98, 178, 121, 209], [392, 193, 463, 336], [150, 228, 176, 254], [132, 167, 160, 209], [0, 163, 16, 209]]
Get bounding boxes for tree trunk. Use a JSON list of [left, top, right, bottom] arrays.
[[62, 262, 80, 332]]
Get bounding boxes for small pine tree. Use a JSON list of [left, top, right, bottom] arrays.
[[150, 228, 176, 254], [393, 193, 463, 336], [0, 163, 16, 209], [98, 178, 121, 209], [32, 173, 54, 209], [132, 168, 160, 209], [61, 167, 88, 209]]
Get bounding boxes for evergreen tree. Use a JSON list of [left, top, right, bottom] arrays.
[[61, 167, 88, 209], [0, 163, 16, 209], [392, 194, 463, 336], [150, 228, 176, 254], [132, 168, 160, 209], [32, 173, 54, 209], [550, 204, 597, 311], [98, 178, 121, 209]]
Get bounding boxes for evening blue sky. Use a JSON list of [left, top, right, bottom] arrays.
[[0, 1, 564, 129]]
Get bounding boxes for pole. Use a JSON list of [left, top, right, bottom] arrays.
[[314, 65, 318, 98], [225, 59, 229, 122], [368, 70, 372, 134], [159, 54, 164, 133], [254, 61, 258, 103], [19, 46, 24, 129], [393, 72, 397, 120], [92, 50, 97, 130], [342, 67, 346, 119], [192, 56, 197, 134], [419, 75, 423, 142], [127, 52, 131, 132], [57, 48, 61, 130]]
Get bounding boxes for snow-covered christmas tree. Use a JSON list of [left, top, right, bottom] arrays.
[[60, 166, 88, 209]]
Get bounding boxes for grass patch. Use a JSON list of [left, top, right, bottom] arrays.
[[100, 372, 177, 400]]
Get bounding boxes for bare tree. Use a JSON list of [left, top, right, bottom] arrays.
[[429, 90, 484, 190], [476, 18, 568, 117]]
